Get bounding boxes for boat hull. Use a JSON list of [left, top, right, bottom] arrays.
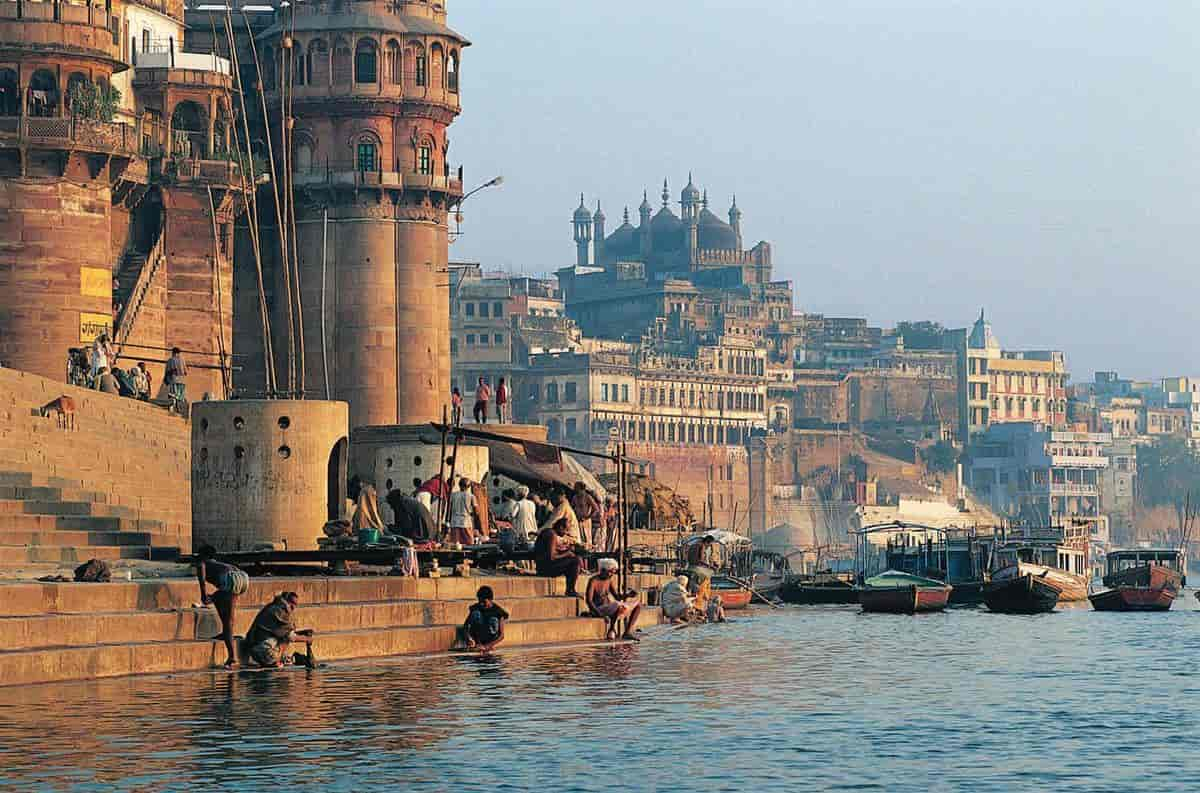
[[947, 580, 986, 605], [1102, 563, 1182, 594], [860, 585, 951, 614], [710, 577, 753, 610], [1089, 586, 1176, 612], [780, 582, 859, 605], [992, 563, 1088, 603], [983, 573, 1061, 614]]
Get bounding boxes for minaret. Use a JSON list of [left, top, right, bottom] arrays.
[[682, 173, 700, 261], [592, 201, 606, 264], [573, 194, 593, 267], [639, 189, 653, 259], [729, 194, 743, 250]]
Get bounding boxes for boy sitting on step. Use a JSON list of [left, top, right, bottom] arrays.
[[460, 585, 508, 654]]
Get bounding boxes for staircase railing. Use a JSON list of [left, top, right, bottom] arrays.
[[113, 224, 167, 359]]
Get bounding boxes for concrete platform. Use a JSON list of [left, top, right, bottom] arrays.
[[0, 574, 669, 686]]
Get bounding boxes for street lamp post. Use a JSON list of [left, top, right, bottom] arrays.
[[449, 175, 503, 242]]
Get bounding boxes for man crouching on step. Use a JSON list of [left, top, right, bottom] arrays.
[[244, 591, 316, 668]]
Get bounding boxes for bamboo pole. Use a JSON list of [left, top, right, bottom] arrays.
[[436, 405, 449, 532]]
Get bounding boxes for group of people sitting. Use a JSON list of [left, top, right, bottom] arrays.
[[70, 335, 188, 410], [659, 573, 727, 625]]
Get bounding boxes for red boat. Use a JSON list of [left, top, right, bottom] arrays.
[[1089, 586, 1176, 612], [710, 576, 753, 609], [1102, 549, 1185, 593], [859, 571, 952, 614]]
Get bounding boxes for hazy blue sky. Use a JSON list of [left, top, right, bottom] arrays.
[[448, 0, 1198, 381]]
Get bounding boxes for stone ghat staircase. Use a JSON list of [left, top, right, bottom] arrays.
[[0, 367, 191, 573], [0, 574, 665, 686]]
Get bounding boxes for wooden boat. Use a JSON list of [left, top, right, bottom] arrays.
[[780, 575, 859, 605], [1089, 586, 1176, 612], [990, 562, 1087, 603], [991, 532, 1089, 603], [983, 572, 1062, 614], [710, 575, 753, 609], [1101, 549, 1185, 593], [859, 570, 952, 614]]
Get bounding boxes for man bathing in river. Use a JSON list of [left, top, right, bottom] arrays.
[[193, 545, 250, 668], [586, 558, 642, 641], [244, 591, 316, 668], [462, 585, 508, 654]]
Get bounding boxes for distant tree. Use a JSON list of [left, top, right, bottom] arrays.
[[1137, 437, 1200, 508], [921, 440, 958, 474], [896, 321, 946, 350]]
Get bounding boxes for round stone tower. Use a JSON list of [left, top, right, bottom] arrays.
[[258, 0, 467, 429]]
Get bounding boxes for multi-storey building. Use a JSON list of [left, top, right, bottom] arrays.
[[967, 422, 1110, 526], [947, 311, 1068, 443], [0, 0, 246, 397]]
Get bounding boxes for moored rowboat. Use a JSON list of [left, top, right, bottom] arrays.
[[1089, 586, 1176, 612], [983, 572, 1061, 614], [859, 570, 952, 614], [710, 576, 753, 609], [990, 562, 1088, 603]]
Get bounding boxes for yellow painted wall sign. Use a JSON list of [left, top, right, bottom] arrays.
[[80, 267, 111, 298], [80, 312, 112, 343]]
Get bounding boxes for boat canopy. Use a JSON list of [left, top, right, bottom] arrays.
[[681, 530, 751, 547], [863, 569, 948, 588]]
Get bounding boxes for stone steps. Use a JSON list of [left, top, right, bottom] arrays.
[[0, 574, 667, 686], [0, 544, 151, 564], [0, 499, 138, 518], [0, 617, 620, 687], [0, 529, 159, 547], [0, 595, 584, 651]]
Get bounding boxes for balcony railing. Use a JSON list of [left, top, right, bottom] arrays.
[[0, 115, 141, 155], [292, 160, 463, 193]]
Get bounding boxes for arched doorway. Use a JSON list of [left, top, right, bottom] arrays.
[[171, 100, 208, 158], [27, 69, 57, 117], [326, 437, 348, 521]]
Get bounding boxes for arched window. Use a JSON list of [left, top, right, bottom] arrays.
[[309, 39, 329, 86], [355, 137, 377, 172], [447, 49, 459, 93], [65, 73, 90, 116], [294, 46, 308, 86], [386, 40, 401, 85], [332, 38, 352, 85], [27, 69, 58, 117], [171, 100, 208, 157], [294, 134, 314, 173], [406, 42, 426, 87], [430, 43, 444, 89], [0, 69, 16, 116], [354, 38, 377, 84]]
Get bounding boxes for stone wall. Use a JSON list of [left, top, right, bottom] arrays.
[[0, 367, 192, 548]]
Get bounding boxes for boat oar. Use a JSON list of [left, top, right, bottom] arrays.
[[728, 575, 782, 609]]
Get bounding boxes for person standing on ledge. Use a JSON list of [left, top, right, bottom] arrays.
[[451, 387, 464, 426], [193, 544, 250, 668], [164, 346, 188, 406], [495, 376, 510, 424], [473, 376, 491, 424]]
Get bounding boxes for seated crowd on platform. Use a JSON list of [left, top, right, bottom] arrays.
[[69, 335, 189, 411]]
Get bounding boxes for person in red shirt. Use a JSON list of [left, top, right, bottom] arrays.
[[473, 377, 491, 424], [495, 377, 510, 424]]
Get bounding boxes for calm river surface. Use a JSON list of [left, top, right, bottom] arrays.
[[3, 599, 1200, 792]]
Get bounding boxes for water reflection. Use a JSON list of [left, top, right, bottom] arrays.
[[4, 603, 1200, 791]]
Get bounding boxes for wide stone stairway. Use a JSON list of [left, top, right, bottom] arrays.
[[0, 575, 662, 686], [0, 368, 191, 574]]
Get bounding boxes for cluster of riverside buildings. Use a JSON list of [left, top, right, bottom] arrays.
[[451, 178, 1190, 547]]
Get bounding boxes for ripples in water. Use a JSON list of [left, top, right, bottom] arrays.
[[4, 601, 1200, 792]]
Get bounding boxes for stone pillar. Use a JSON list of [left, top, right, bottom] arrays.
[[192, 399, 349, 551]]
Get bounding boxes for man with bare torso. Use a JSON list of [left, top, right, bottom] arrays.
[[585, 558, 641, 641]]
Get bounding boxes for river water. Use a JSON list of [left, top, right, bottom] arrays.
[[3, 599, 1200, 792]]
